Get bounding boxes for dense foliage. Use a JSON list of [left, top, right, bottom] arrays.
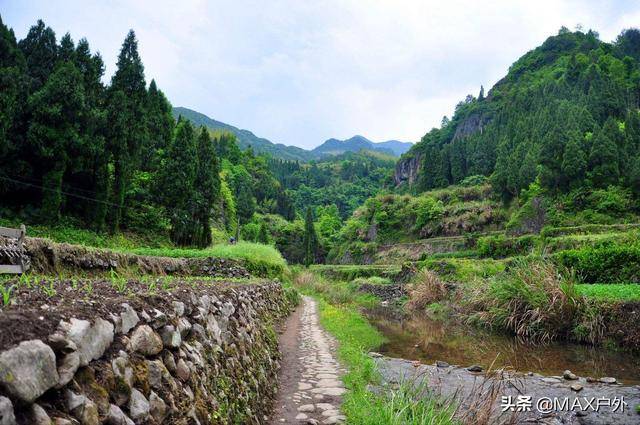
[[268, 150, 395, 219], [402, 28, 640, 201]]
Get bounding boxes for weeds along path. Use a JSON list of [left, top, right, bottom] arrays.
[[270, 296, 347, 424]]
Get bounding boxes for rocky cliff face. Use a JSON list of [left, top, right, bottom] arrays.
[[0, 278, 296, 424], [393, 153, 423, 187], [393, 112, 490, 188]]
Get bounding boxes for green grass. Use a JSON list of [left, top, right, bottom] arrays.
[[576, 284, 640, 301], [317, 300, 456, 424], [295, 270, 457, 424], [129, 242, 287, 278], [0, 218, 171, 249]]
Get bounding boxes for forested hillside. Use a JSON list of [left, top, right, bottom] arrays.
[[0, 15, 397, 265], [396, 27, 640, 201], [173, 106, 313, 161]]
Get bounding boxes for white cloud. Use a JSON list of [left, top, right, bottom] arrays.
[[3, 0, 639, 148]]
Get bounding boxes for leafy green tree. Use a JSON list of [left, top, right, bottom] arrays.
[[27, 62, 85, 221], [303, 207, 319, 266], [316, 204, 341, 243]]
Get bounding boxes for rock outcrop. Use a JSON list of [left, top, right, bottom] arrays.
[[393, 153, 423, 187], [0, 280, 296, 424]]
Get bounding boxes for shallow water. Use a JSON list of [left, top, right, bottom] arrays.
[[365, 306, 640, 386]]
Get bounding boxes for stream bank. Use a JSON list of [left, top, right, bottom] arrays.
[[372, 354, 640, 425]]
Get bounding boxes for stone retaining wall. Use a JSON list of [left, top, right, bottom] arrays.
[[13, 237, 251, 278], [0, 281, 295, 424]]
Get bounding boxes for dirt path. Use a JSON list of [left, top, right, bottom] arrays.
[[269, 296, 346, 424]]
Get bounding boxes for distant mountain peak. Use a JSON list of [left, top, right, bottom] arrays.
[[312, 135, 412, 157], [173, 106, 412, 160]]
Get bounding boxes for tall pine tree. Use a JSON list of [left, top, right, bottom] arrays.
[[108, 30, 147, 231]]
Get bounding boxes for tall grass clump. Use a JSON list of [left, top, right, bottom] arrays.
[[468, 261, 582, 342], [406, 269, 448, 311]]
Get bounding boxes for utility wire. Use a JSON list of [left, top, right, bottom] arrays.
[[0, 175, 119, 207]]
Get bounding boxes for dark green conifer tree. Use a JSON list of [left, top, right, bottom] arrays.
[[27, 62, 85, 221], [108, 30, 147, 231], [160, 120, 198, 245], [194, 127, 221, 247], [303, 207, 318, 266]]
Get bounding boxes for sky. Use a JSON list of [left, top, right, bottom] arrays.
[[3, 1, 640, 149]]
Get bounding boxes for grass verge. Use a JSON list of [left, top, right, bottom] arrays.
[[296, 270, 457, 424]]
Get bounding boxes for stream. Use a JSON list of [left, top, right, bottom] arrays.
[[365, 306, 640, 386]]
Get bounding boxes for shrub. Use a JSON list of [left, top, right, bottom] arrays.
[[587, 186, 631, 217], [554, 243, 640, 283], [406, 269, 448, 310], [470, 261, 581, 342], [476, 234, 537, 258]]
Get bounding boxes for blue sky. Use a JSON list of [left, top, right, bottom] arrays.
[[3, 0, 640, 149]]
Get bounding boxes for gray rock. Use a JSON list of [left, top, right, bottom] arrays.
[[0, 396, 16, 425], [48, 333, 77, 353], [65, 391, 99, 425], [172, 301, 185, 317], [369, 352, 383, 358], [146, 360, 165, 389], [29, 404, 51, 425], [177, 317, 192, 337], [163, 351, 177, 373], [466, 365, 483, 372], [107, 404, 134, 425], [149, 309, 167, 329], [176, 358, 191, 381], [599, 376, 617, 384], [570, 383, 583, 392], [128, 389, 150, 422], [563, 370, 578, 380], [0, 340, 59, 402], [119, 304, 139, 334], [65, 390, 87, 412], [199, 295, 211, 314], [435, 360, 449, 368], [130, 325, 163, 355], [59, 318, 114, 366], [161, 325, 182, 348], [57, 351, 80, 388], [149, 391, 167, 423], [205, 314, 222, 343]]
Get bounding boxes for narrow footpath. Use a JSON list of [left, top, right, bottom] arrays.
[[270, 296, 347, 424]]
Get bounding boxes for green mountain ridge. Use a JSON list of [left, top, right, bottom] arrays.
[[395, 27, 640, 200], [173, 106, 412, 161]]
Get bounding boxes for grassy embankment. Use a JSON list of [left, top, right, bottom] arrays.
[[294, 270, 458, 424], [0, 219, 287, 279]]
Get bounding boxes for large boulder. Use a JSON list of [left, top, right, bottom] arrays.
[[0, 340, 59, 403]]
